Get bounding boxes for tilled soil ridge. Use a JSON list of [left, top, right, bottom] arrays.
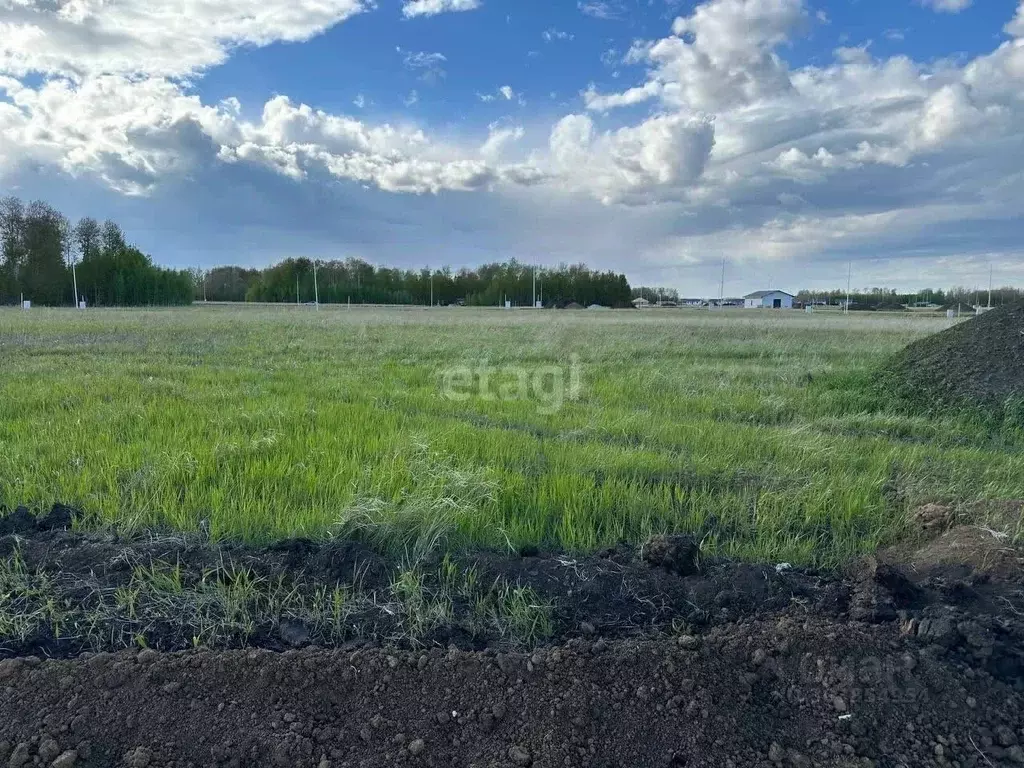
[[1, 618, 1023, 768], [3, 511, 1024, 667]]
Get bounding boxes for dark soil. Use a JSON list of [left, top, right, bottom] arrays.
[[880, 300, 1024, 417], [2, 506, 1024, 766], [3, 614, 1024, 767]]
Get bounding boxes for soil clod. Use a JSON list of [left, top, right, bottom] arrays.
[[642, 534, 700, 576]]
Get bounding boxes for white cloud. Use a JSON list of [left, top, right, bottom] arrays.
[[1007, 1, 1024, 36], [477, 85, 521, 104], [0, 0, 368, 79], [401, 0, 480, 19], [577, 1, 624, 20], [479, 122, 525, 161], [0, 74, 235, 193], [543, 27, 574, 42], [633, 0, 808, 113], [3, 0, 1024, 286], [918, 0, 973, 13], [583, 81, 662, 110], [549, 112, 716, 203], [398, 48, 447, 83]]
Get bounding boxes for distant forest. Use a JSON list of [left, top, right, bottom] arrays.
[[199, 258, 633, 308], [795, 287, 1024, 310], [633, 285, 1024, 309], [0, 197, 193, 306], [3, 195, 1017, 310], [0, 196, 631, 308]]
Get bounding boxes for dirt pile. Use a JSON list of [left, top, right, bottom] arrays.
[[880, 300, 1024, 417]]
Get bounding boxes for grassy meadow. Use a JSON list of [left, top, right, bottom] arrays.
[[1, 305, 1022, 567]]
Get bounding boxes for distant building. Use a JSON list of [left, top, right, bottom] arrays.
[[632, 297, 651, 308], [744, 290, 794, 309]]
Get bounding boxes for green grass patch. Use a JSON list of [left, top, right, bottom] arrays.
[[1, 306, 1022, 566]]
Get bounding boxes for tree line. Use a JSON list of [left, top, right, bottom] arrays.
[[0, 197, 194, 307], [795, 286, 1024, 310], [198, 258, 633, 308], [11, 194, 1012, 312]]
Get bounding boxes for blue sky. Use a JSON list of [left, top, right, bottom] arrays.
[[2, 0, 1024, 294]]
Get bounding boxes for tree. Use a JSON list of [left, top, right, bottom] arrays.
[[21, 201, 70, 306], [75, 218, 103, 262], [0, 196, 26, 303]]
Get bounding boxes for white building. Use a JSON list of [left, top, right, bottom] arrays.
[[744, 290, 794, 309]]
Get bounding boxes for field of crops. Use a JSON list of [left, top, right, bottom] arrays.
[[2, 305, 1022, 566]]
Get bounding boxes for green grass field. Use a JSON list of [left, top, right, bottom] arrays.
[[2, 305, 1022, 566]]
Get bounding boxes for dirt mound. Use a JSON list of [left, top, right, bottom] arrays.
[[880, 300, 1024, 418]]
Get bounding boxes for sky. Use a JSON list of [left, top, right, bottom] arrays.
[[2, 0, 1024, 296]]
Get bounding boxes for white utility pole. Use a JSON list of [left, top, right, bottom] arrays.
[[988, 264, 993, 308], [313, 261, 320, 310], [430, 270, 434, 307], [63, 224, 80, 309], [845, 262, 852, 315], [719, 258, 725, 306], [72, 258, 79, 309]]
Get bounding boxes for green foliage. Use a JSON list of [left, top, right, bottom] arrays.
[[1, 307, 1022, 567], [795, 286, 1024, 309], [0, 548, 70, 644], [236, 257, 632, 308], [0, 196, 193, 307]]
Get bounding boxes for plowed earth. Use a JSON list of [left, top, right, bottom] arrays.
[[1, 506, 1023, 767]]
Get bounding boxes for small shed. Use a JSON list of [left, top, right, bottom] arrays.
[[744, 290, 794, 309]]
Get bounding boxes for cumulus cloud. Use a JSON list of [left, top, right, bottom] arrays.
[[401, 0, 481, 19], [549, 112, 716, 203], [583, 81, 662, 110], [1006, 1, 1024, 36], [217, 96, 513, 193], [0, 0, 368, 78], [3, 0, 1024, 280], [0, 75, 234, 193]]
